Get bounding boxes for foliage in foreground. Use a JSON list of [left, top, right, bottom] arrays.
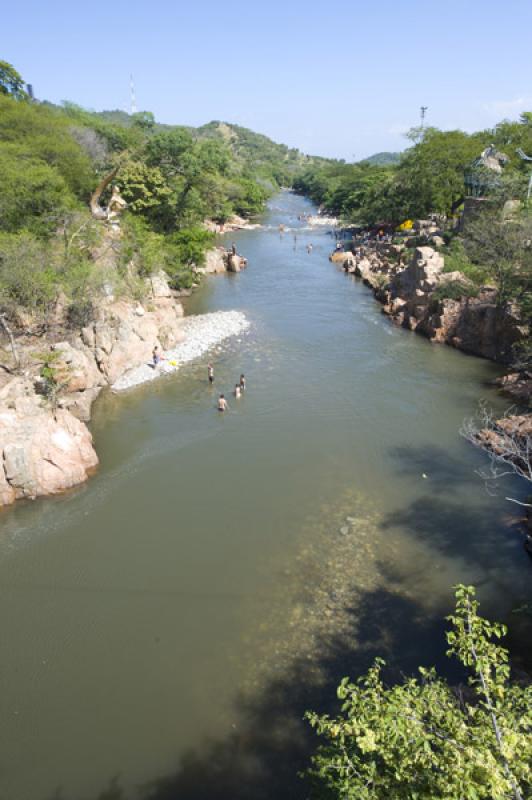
[[306, 586, 531, 800]]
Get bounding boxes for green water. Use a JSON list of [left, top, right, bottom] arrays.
[[0, 192, 530, 800]]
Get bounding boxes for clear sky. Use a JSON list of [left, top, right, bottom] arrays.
[[4, 0, 532, 160]]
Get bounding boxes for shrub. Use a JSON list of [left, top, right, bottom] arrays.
[[306, 585, 532, 800], [66, 298, 94, 329]]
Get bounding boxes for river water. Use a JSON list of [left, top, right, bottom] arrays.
[[0, 192, 530, 800]]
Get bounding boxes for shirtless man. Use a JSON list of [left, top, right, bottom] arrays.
[[218, 394, 228, 412], [234, 384, 241, 399], [207, 363, 214, 384], [239, 374, 246, 391]]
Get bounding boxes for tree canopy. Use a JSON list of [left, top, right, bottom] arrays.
[[306, 586, 532, 800]]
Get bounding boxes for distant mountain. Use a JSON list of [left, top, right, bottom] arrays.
[[361, 152, 401, 166]]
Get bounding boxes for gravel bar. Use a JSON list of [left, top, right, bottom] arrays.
[[112, 310, 250, 392]]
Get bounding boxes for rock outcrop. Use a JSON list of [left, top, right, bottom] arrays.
[[201, 247, 248, 275], [0, 380, 98, 506], [338, 240, 529, 365], [494, 371, 532, 405], [0, 270, 187, 508]]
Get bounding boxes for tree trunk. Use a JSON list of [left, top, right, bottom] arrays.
[[90, 167, 119, 220]]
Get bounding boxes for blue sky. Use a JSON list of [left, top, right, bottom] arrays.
[[4, 0, 532, 160]]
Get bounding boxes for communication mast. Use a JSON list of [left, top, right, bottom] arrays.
[[420, 106, 428, 129], [130, 74, 138, 115]]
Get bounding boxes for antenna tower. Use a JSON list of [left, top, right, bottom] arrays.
[[420, 106, 428, 128], [130, 74, 138, 115]]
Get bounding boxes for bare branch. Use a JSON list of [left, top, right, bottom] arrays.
[[461, 404, 532, 496]]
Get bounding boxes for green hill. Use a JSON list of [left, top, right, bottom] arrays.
[[361, 151, 401, 166]]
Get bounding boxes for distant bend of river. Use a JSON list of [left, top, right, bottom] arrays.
[[0, 191, 530, 800]]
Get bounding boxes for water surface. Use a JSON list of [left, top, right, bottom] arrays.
[[0, 192, 530, 800]]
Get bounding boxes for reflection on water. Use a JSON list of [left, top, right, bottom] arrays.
[[0, 192, 530, 800]]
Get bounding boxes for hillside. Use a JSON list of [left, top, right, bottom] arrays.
[[361, 151, 401, 166]]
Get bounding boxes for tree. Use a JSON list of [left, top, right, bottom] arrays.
[[115, 158, 172, 212], [0, 151, 72, 234], [131, 110, 155, 131], [0, 60, 26, 100], [464, 210, 532, 307], [306, 585, 531, 800], [396, 128, 489, 218]]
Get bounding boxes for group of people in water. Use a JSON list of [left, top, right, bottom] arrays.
[[151, 348, 245, 412], [208, 363, 246, 411]]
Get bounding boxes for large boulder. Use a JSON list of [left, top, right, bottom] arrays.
[[81, 298, 185, 385], [330, 250, 354, 265], [227, 253, 247, 272], [391, 247, 445, 300], [53, 340, 104, 393], [0, 403, 98, 506], [146, 270, 173, 299], [203, 247, 228, 274]]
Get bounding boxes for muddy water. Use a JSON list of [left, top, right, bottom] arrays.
[[0, 192, 530, 800]]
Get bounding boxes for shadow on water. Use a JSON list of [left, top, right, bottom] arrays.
[[47, 586, 459, 800], [43, 451, 532, 800], [384, 443, 529, 576]]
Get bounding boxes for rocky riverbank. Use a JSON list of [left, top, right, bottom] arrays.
[[332, 238, 529, 372], [0, 268, 249, 509], [332, 231, 532, 551]]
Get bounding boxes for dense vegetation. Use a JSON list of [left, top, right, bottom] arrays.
[[307, 586, 532, 800], [0, 60, 314, 330], [293, 123, 532, 225]]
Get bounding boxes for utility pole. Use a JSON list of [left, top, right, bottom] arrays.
[[130, 74, 138, 115]]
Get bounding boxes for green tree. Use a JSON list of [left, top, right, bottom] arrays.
[[306, 585, 531, 800], [0, 149, 73, 234], [131, 110, 155, 131], [115, 158, 172, 212], [0, 232, 57, 313], [464, 210, 532, 306], [396, 128, 488, 218], [0, 60, 26, 100]]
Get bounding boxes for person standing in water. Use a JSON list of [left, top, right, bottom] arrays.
[[218, 394, 228, 412], [234, 384, 241, 399], [239, 374, 246, 391], [307, 243, 313, 254], [208, 363, 214, 384]]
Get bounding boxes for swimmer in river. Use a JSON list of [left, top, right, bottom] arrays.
[[239, 374, 246, 391], [234, 384, 241, 399], [218, 394, 228, 412], [207, 363, 214, 384]]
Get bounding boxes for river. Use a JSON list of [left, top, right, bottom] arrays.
[[0, 192, 530, 800]]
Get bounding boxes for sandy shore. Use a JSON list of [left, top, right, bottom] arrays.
[[112, 311, 250, 392]]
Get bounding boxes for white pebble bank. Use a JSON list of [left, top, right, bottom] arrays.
[[112, 311, 250, 392]]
